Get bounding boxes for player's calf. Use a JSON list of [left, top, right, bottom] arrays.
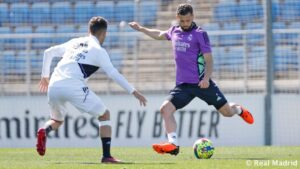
[[218, 103, 235, 117]]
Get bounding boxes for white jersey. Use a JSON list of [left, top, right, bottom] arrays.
[[41, 35, 134, 94]]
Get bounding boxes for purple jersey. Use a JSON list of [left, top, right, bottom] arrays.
[[165, 25, 212, 85]]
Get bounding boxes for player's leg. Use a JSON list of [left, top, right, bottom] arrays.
[[198, 79, 254, 124], [160, 100, 177, 136], [36, 119, 63, 156], [218, 103, 254, 124], [153, 101, 179, 155], [153, 84, 194, 155], [68, 87, 122, 163], [36, 109, 64, 156], [217, 103, 236, 117], [98, 110, 122, 163], [40, 119, 63, 134], [36, 87, 66, 156]]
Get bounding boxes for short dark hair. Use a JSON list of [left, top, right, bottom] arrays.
[[88, 16, 108, 35], [177, 3, 193, 15]]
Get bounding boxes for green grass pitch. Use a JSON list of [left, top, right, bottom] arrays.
[[0, 147, 299, 169]]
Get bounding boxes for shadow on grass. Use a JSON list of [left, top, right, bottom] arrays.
[[212, 157, 270, 160], [54, 161, 175, 165]]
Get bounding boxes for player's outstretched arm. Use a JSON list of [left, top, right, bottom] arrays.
[[132, 90, 147, 106], [129, 22, 167, 40]]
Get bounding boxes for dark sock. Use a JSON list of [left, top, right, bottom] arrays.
[[101, 137, 111, 158], [45, 125, 53, 135]]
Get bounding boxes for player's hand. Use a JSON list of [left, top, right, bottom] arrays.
[[129, 22, 142, 31], [132, 90, 147, 106], [198, 78, 210, 89], [39, 77, 49, 93]]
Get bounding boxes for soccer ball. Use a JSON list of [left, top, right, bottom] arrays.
[[193, 138, 214, 159]]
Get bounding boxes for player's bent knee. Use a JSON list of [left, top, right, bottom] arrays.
[[98, 110, 111, 127], [160, 105, 169, 116], [98, 110, 110, 121], [159, 106, 165, 114], [160, 102, 176, 117]]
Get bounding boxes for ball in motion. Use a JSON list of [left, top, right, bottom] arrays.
[[193, 138, 214, 159]]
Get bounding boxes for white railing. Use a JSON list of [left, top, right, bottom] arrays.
[[0, 30, 299, 95]]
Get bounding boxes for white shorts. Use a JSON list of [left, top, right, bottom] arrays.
[[47, 85, 107, 121]]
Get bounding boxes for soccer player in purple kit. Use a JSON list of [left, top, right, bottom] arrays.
[[129, 3, 254, 156]]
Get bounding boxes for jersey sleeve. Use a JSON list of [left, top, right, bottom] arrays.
[[41, 43, 68, 77], [197, 31, 212, 54], [164, 26, 175, 41], [94, 48, 135, 94]]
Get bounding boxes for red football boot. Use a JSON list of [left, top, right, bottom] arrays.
[[101, 157, 123, 164], [36, 128, 47, 156], [239, 106, 254, 124], [152, 142, 179, 155]]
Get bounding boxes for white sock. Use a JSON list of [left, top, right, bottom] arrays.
[[167, 132, 178, 146], [229, 102, 242, 115]]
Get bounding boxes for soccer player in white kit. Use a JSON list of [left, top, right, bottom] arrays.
[[36, 16, 147, 163]]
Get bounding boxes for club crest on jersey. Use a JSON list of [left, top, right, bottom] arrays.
[[73, 53, 86, 61], [188, 34, 193, 41]]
